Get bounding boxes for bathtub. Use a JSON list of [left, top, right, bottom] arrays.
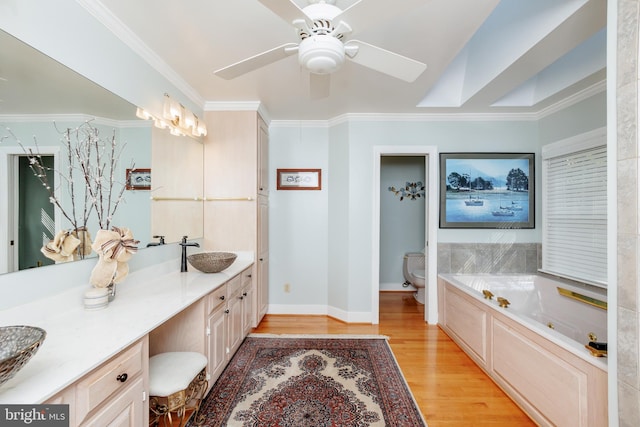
[[438, 274, 607, 427]]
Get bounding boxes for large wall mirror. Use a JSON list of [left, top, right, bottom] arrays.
[[0, 29, 203, 275]]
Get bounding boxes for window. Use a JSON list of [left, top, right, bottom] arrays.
[[541, 128, 607, 287]]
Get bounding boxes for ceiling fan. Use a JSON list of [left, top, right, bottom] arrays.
[[213, 0, 428, 98]]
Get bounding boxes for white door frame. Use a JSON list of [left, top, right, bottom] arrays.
[[371, 145, 439, 324], [0, 146, 61, 274]]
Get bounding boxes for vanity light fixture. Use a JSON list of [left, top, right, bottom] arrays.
[[135, 107, 153, 120], [162, 93, 185, 127], [135, 94, 207, 139]]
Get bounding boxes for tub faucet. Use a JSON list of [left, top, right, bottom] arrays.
[[497, 297, 510, 308], [179, 236, 200, 272], [146, 235, 165, 247], [482, 290, 494, 300]]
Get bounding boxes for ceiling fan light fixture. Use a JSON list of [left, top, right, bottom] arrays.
[[298, 35, 345, 74]]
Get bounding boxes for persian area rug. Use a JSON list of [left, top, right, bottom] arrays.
[[191, 334, 427, 427]]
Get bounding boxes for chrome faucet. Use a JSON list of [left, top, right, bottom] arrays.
[[179, 236, 200, 272], [146, 235, 165, 247]]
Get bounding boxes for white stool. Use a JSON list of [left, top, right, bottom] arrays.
[[149, 352, 208, 427]]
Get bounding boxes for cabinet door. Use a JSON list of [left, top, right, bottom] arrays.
[[80, 376, 145, 427], [257, 253, 269, 323], [227, 291, 244, 357], [241, 282, 253, 336], [45, 387, 76, 426], [257, 196, 269, 325], [207, 305, 227, 386], [258, 196, 268, 255], [257, 116, 269, 195]]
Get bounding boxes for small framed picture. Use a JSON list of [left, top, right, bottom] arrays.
[[126, 168, 151, 190], [277, 168, 321, 190]]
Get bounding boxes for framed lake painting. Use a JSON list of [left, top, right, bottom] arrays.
[[439, 153, 535, 229]]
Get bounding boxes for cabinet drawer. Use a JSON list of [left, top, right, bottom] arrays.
[[227, 274, 242, 297], [76, 340, 144, 422], [80, 376, 145, 427], [207, 284, 227, 313]]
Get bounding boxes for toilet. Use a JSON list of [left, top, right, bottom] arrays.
[[403, 252, 426, 304]]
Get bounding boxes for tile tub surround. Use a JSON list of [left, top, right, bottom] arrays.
[[437, 243, 541, 275], [616, 0, 640, 425], [0, 251, 254, 404]]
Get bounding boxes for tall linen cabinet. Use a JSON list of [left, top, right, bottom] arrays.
[[203, 110, 269, 327]]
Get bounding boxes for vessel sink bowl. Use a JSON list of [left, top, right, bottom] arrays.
[[0, 325, 46, 385], [187, 252, 237, 273]]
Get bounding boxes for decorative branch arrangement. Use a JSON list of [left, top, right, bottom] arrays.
[[24, 122, 131, 230], [5, 121, 136, 262], [389, 181, 426, 201]]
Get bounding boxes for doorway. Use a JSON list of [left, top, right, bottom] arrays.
[[1, 147, 60, 273], [372, 146, 438, 324], [18, 155, 55, 270], [379, 156, 425, 292]]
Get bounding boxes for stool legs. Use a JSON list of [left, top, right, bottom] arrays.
[[149, 368, 208, 427], [185, 369, 208, 425]]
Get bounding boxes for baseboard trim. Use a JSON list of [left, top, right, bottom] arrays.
[[267, 304, 372, 323]]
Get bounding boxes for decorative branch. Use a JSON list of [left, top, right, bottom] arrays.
[[3, 122, 133, 257]]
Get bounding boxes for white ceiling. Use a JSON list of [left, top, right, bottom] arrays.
[[1, 0, 607, 121]]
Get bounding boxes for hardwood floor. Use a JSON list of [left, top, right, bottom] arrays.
[[252, 291, 537, 427]]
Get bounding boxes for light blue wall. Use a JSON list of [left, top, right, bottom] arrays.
[[327, 123, 350, 313], [113, 125, 152, 244], [269, 95, 606, 317], [270, 118, 541, 314], [538, 91, 607, 145], [343, 120, 540, 313], [380, 157, 425, 288], [269, 126, 330, 309]]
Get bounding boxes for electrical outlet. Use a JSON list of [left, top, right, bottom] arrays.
[[284, 283, 290, 293]]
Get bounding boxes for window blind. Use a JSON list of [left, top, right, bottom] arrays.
[[541, 141, 607, 287]]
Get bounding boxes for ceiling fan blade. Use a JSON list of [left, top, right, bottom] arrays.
[[258, 0, 310, 26], [214, 43, 299, 80], [345, 40, 426, 83], [310, 73, 330, 99], [335, 0, 428, 37]]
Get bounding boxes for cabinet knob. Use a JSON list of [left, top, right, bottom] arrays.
[[259, 258, 263, 262], [219, 295, 225, 300], [239, 296, 244, 300], [242, 292, 248, 297], [116, 373, 128, 383], [224, 309, 230, 314]]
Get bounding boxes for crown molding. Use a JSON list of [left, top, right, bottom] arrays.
[[535, 79, 606, 119], [203, 101, 271, 125], [0, 114, 149, 128], [76, 0, 204, 108], [204, 101, 262, 112], [267, 120, 331, 128], [270, 112, 539, 128], [270, 79, 607, 128]]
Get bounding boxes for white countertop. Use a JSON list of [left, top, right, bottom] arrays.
[[0, 251, 254, 403]]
